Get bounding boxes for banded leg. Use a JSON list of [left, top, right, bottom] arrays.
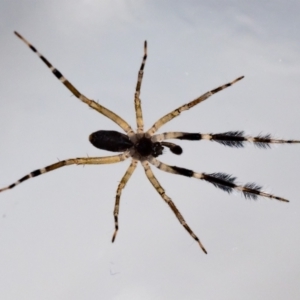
[[148, 157, 289, 202], [14, 32, 134, 136], [152, 131, 300, 149], [142, 161, 207, 254], [147, 76, 244, 136], [112, 159, 138, 242], [0, 152, 130, 193], [134, 41, 147, 133]]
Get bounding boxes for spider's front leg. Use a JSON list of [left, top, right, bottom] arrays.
[[148, 157, 289, 202], [153, 131, 300, 148], [142, 161, 207, 254], [0, 153, 130, 193]]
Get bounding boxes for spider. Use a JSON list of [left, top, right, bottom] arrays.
[[1, 32, 299, 254]]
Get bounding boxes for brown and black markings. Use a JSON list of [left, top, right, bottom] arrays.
[[1, 32, 299, 254]]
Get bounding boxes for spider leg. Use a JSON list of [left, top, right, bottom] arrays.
[[153, 131, 300, 149], [0, 152, 130, 193], [112, 159, 138, 242], [147, 76, 244, 136], [134, 41, 147, 133], [142, 161, 207, 254], [148, 157, 289, 202], [14, 32, 134, 136]]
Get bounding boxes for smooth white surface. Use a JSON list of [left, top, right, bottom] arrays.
[[0, 1, 300, 299]]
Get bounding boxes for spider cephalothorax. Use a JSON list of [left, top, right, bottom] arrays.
[[131, 135, 164, 159], [1, 32, 299, 254]]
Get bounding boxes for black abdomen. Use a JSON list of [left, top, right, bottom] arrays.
[[89, 130, 133, 152]]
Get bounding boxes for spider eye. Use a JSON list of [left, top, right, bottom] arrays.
[[152, 142, 164, 157]]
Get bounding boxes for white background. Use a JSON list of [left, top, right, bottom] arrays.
[[0, 1, 300, 299]]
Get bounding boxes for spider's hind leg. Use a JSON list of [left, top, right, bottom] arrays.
[[0, 153, 130, 193], [14, 31, 134, 135], [112, 159, 137, 242]]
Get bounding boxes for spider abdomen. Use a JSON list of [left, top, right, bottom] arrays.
[[89, 130, 133, 152]]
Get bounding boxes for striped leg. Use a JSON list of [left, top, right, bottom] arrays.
[[148, 157, 289, 202], [152, 131, 300, 149], [134, 41, 147, 133], [142, 161, 207, 254], [0, 152, 130, 193], [147, 76, 244, 136], [14, 32, 134, 136], [112, 159, 138, 242]]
